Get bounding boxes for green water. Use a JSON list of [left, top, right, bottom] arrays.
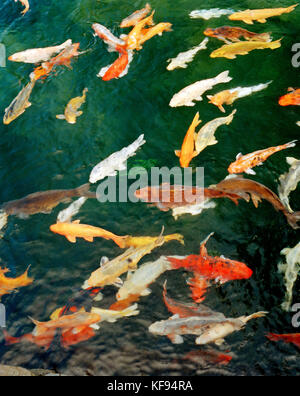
[[0, 0, 299, 375]]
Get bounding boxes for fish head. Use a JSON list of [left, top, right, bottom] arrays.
[[49, 223, 63, 234], [8, 54, 22, 62], [148, 320, 167, 335], [278, 95, 293, 106], [203, 28, 216, 38], [212, 257, 253, 282]]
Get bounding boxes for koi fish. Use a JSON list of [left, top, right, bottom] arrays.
[[211, 39, 282, 59], [61, 326, 96, 348], [82, 232, 165, 289], [138, 22, 173, 47], [91, 304, 139, 323], [116, 257, 172, 301], [204, 26, 271, 44], [189, 9, 235, 20], [211, 175, 300, 229], [278, 157, 300, 213], [89, 134, 145, 184], [228, 140, 297, 175], [1, 183, 95, 218], [175, 112, 201, 168], [207, 82, 272, 112], [8, 40, 72, 63], [266, 333, 300, 349], [278, 242, 300, 311], [56, 88, 88, 124], [123, 234, 184, 248], [195, 311, 268, 345], [167, 38, 209, 71], [48, 43, 82, 68], [195, 110, 236, 154], [229, 5, 298, 24], [120, 3, 152, 28], [15, 0, 29, 15], [135, 183, 246, 212], [30, 309, 101, 337], [57, 197, 88, 223], [3, 329, 56, 350], [163, 281, 226, 319], [167, 233, 253, 294], [0, 266, 33, 297], [125, 11, 155, 50], [50, 220, 128, 246], [169, 70, 232, 107], [3, 78, 36, 125], [92, 23, 127, 52], [182, 349, 233, 366], [149, 309, 267, 345], [110, 294, 141, 311], [0, 210, 8, 233], [279, 88, 300, 106], [98, 50, 134, 81]]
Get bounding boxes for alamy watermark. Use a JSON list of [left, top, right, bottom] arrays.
[[291, 303, 300, 328], [292, 43, 300, 67], [0, 44, 6, 68], [96, 166, 205, 203]]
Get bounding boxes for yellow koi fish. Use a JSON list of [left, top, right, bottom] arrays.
[[229, 4, 298, 24], [210, 39, 282, 59], [123, 233, 184, 248], [56, 88, 88, 124]]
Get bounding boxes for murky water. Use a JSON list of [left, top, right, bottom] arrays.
[[0, 0, 299, 376]]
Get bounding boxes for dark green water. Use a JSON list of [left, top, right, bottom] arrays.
[[0, 0, 299, 375]]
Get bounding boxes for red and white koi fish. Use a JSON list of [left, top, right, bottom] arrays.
[[92, 23, 127, 52]]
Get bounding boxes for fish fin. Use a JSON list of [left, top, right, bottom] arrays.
[[140, 288, 151, 296], [83, 236, 94, 242], [66, 235, 76, 243], [25, 101, 31, 108], [286, 157, 298, 166], [93, 292, 103, 302], [245, 168, 256, 175], [250, 193, 262, 208], [72, 220, 80, 224], [285, 140, 297, 149], [200, 232, 214, 256], [219, 105, 226, 113], [215, 338, 225, 346], [192, 151, 199, 158], [113, 278, 124, 288], [175, 150, 181, 157], [76, 111, 83, 117], [167, 334, 184, 344], [90, 324, 100, 330], [236, 153, 243, 160], [242, 19, 254, 24], [56, 115, 66, 120], [257, 18, 267, 23]]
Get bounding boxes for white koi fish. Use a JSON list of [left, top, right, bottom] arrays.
[[189, 8, 235, 20], [172, 200, 217, 220], [278, 157, 300, 213], [89, 134, 146, 184], [57, 197, 88, 223], [167, 38, 209, 71], [169, 71, 232, 107], [91, 304, 139, 323]]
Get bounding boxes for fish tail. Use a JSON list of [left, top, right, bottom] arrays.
[[216, 70, 232, 84], [119, 303, 140, 317], [266, 333, 281, 342], [2, 330, 20, 345], [286, 211, 300, 229], [28, 316, 41, 326], [270, 39, 283, 50], [286, 4, 299, 13], [257, 33, 272, 42], [284, 139, 297, 149], [75, 183, 96, 199], [244, 311, 268, 323], [164, 234, 185, 245]]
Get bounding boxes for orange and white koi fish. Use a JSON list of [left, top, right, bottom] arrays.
[[175, 112, 201, 168], [279, 88, 300, 106], [229, 5, 298, 24], [15, 0, 29, 15], [0, 266, 33, 297], [228, 140, 297, 175], [125, 11, 155, 50], [50, 220, 128, 247], [120, 3, 152, 28], [8, 40, 72, 64], [98, 50, 134, 81], [266, 333, 300, 349], [92, 23, 127, 52], [48, 43, 81, 68]]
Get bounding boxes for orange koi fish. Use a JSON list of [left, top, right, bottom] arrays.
[[279, 88, 300, 106], [92, 23, 127, 52], [182, 349, 233, 366], [175, 112, 201, 168], [3, 329, 55, 350], [228, 140, 297, 175], [207, 90, 239, 112], [204, 26, 271, 43], [138, 22, 173, 46], [266, 333, 300, 349], [125, 11, 155, 50], [167, 233, 253, 288], [120, 3, 152, 28], [50, 220, 128, 247], [61, 326, 96, 348], [102, 50, 129, 81], [0, 266, 33, 297]]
